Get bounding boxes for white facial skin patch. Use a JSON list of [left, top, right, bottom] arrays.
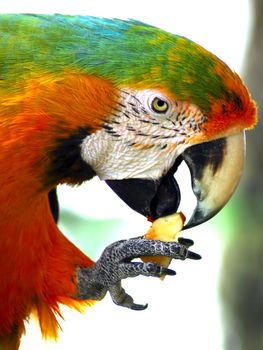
[[80, 89, 206, 180]]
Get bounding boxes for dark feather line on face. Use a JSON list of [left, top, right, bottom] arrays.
[[141, 107, 150, 115], [136, 132, 149, 137], [160, 144, 168, 150], [103, 124, 113, 130], [111, 106, 123, 114], [160, 125, 176, 131], [167, 117, 176, 124], [117, 102, 126, 108], [132, 107, 140, 115], [138, 119, 151, 124], [105, 129, 120, 136], [111, 112, 122, 119], [125, 141, 136, 146], [128, 93, 141, 105], [161, 135, 176, 139]]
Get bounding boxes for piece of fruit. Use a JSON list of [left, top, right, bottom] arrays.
[[141, 212, 185, 277]]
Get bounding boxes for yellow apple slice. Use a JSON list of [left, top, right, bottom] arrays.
[[141, 212, 185, 277]]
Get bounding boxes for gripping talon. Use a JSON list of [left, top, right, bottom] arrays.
[[161, 267, 176, 276], [187, 250, 202, 260], [131, 303, 148, 311], [77, 236, 200, 309], [178, 237, 194, 248]]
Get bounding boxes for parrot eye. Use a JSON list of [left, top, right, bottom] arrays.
[[150, 97, 170, 114]]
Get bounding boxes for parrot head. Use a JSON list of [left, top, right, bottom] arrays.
[[3, 15, 256, 229], [83, 84, 253, 227], [71, 19, 257, 228]]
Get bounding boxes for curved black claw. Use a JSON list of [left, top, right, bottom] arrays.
[[178, 237, 194, 248], [187, 250, 202, 260], [178, 238, 201, 260], [76, 237, 200, 310], [131, 303, 148, 311]]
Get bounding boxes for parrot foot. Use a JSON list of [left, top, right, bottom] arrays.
[[76, 237, 201, 309]]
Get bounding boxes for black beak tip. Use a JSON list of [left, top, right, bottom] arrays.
[[183, 211, 207, 230], [183, 206, 221, 230]]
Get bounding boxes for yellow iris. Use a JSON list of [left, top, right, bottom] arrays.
[[151, 97, 169, 113]]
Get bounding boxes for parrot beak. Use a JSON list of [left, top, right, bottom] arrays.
[[183, 131, 246, 229], [106, 132, 245, 229]]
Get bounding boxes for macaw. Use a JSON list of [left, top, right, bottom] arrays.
[[0, 14, 257, 350]]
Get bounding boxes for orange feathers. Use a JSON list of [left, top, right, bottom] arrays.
[[0, 73, 118, 349]]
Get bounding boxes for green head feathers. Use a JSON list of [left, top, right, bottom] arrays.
[[0, 14, 251, 115]]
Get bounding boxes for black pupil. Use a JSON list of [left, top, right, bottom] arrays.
[[157, 99, 165, 107]]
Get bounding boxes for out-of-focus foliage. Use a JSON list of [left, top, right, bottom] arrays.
[[59, 210, 127, 259], [221, 0, 263, 349]]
